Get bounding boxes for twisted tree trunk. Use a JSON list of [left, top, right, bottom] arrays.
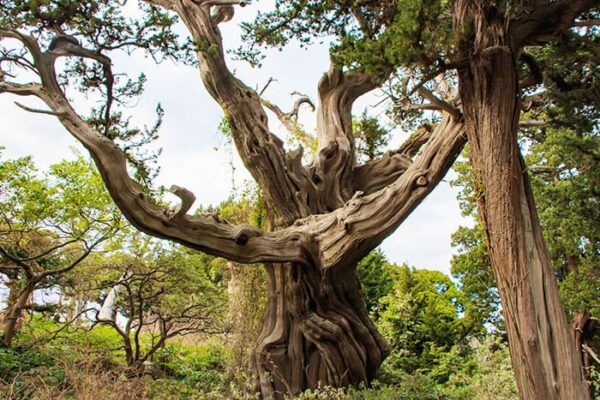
[[253, 261, 387, 399]]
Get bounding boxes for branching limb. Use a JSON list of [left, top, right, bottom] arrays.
[[46, 35, 115, 136], [519, 51, 544, 89], [353, 125, 433, 195], [510, 0, 599, 47], [1, 29, 309, 265], [311, 65, 390, 211], [519, 120, 549, 128], [310, 114, 466, 270], [0, 245, 35, 278], [164, 0, 315, 224], [260, 88, 315, 137], [14, 101, 64, 116], [417, 87, 461, 120]]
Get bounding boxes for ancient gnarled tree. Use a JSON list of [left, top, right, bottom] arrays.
[[0, 2, 465, 398]]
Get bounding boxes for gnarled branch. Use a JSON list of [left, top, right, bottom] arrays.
[[353, 124, 434, 195], [312, 114, 466, 269], [2, 29, 309, 265], [510, 0, 599, 47], [311, 65, 389, 211], [169, 0, 315, 225]]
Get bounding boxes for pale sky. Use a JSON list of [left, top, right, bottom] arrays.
[[0, 2, 472, 275]]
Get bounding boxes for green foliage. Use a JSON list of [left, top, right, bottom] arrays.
[[353, 112, 391, 161], [150, 340, 228, 398], [526, 31, 600, 132], [356, 250, 398, 313], [442, 336, 518, 400], [376, 265, 481, 380], [284, 338, 518, 400], [0, 154, 123, 248], [0, 346, 62, 390], [0, 0, 194, 185], [450, 225, 501, 328], [1, 317, 123, 399], [1, 316, 233, 400], [15, 315, 125, 359], [0, 154, 125, 343], [237, 0, 453, 75]]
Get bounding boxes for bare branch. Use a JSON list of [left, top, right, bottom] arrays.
[[519, 120, 549, 128], [260, 90, 315, 138], [7, 238, 82, 262], [259, 77, 276, 97], [583, 344, 600, 365], [353, 124, 433, 195], [172, 1, 314, 224], [0, 81, 43, 96], [165, 185, 196, 219], [573, 19, 600, 27], [417, 87, 461, 120], [311, 66, 390, 211], [0, 245, 34, 277], [14, 101, 64, 116], [288, 92, 316, 118], [37, 238, 103, 279]]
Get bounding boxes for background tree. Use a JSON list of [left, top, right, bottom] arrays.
[[451, 121, 600, 389], [88, 235, 227, 373], [0, 155, 123, 346], [200, 189, 269, 380], [376, 265, 482, 382], [356, 249, 399, 315]]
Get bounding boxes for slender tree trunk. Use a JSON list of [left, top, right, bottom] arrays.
[[1, 282, 34, 347], [227, 262, 265, 377], [572, 312, 592, 374], [455, 6, 590, 397], [252, 261, 388, 400]]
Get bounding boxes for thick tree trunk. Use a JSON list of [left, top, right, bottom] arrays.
[[455, 8, 590, 396], [1, 282, 34, 347], [252, 261, 388, 400]]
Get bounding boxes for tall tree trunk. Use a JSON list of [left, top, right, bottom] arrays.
[[1, 282, 34, 347], [252, 261, 388, 400], [455, 5, 590, 397]]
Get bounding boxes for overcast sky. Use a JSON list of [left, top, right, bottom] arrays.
[[0, 2, 472, 275]]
